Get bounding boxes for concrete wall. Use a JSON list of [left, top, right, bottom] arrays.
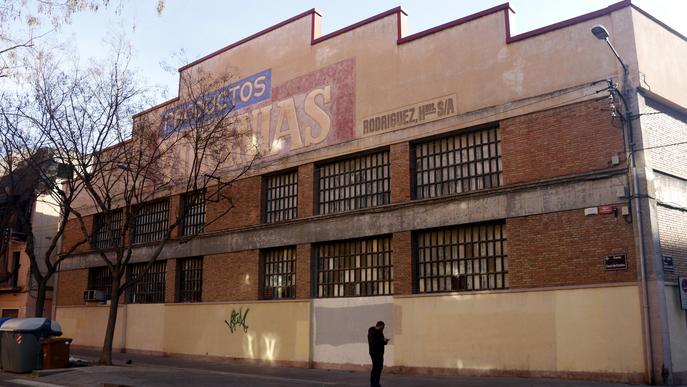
[[632, 9, 687, 109], [313, 296, 394, 366]]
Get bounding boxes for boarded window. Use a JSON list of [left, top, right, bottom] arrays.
[[264, 171, 298, 223], [262, 247, 296, 299], [132, 200, 169, 244], [416, 222, 507, 293], [316, 151, 390, 215], [177, 257, 202, 302], [315, 236, 393, 298], [414, 127, 501, 199], [126, 261, 166, 304], [93, 210, 123, 249]]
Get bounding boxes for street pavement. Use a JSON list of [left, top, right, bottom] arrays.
[[0, 349, 660, 387]]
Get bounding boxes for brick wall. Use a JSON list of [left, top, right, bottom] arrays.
[[507, 208, 638, 288], [169, 195, 181, 239], [296, 244, 311, 299], [390, 143, 411, 204], [392, 231, 412, 295], [205, 176, 262, 232], [501, 98, 625, 185], [61, 215, 93, 254], [165, 258, 177, 303], [298, 163, 314, 218], [203, 250, 259, 301], [56, 269, 88, 306], [642, 100, 687, 179], [658, 206, 687, 282]]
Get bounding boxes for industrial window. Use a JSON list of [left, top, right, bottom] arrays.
[[132, 200, 169, 244], [264, 171, 298, 223], [316, 150, 390, 215], [416, 222, 507, 293], [92, 210, 123, 249], [315, 236, 393, 298], [176, 257, 202, 302], [126, 261, 166, 304], [261, 247, 296, 299], [181, 191, 205, 236], [88, 266, 112, 299], [413, 127, 501, 199]]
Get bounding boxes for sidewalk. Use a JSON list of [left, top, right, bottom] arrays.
[[0, 349, 656, 387]]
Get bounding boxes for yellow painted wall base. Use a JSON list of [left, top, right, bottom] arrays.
[[393, 286, 645, 375], [666, 285, 687, 373], [56, 286, 644, 379], [56, 301, 311, 363]]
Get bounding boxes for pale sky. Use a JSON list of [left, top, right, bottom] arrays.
[[43, 0, 687, 105]]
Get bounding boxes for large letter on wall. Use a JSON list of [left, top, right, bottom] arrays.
[[273, 98, 304, 151], [304, 86, 331, 147]]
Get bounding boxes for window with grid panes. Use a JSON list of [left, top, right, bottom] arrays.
[[132, 200, 169, 244], [126, 261, 166, 304], [181, 191, 205, 236], [315, 236, 393, 298], [88, 266, 112, 299], [414, 127, 501, 199], [317, 151, 390, 215], [416, 222, 507, 293], [264, 171, 297, 223], [262, 247, 296, 299], [92, 210, 123, 249], [177, 257, 202, 302]]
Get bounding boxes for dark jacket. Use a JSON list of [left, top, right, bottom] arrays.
[[368, 326, 387, 356]]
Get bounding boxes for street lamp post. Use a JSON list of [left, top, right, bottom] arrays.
[[591, 24, 657, 385]]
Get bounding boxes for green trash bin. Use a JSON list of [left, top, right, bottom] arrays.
[[0, 318, 63, 373]]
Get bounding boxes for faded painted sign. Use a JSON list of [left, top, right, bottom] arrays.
[[161, 69, 272, 134], [360, 94, 457, 136], [165, 59, 356, 170]]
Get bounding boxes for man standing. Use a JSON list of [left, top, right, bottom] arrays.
[[367, 320, 390, 387]]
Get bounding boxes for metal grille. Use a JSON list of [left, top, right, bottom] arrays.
[[126, 261, 166, 304], [177, 257, 202, 302], [315, 236, 393, 298], [88, 266, 112, 299], [316, 151, 390, 215], [416, 222, 507, 293], [132, 200, 169, 244], [181, 191, 205, 236], [414, 127, 501, 199], [93, 210, 123, 249], [262, 247, 296, 299], [265, 171, 298, 223]]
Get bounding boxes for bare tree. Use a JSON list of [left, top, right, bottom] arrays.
[[1, 0, 165, 78], [2, 43, 258, 363]]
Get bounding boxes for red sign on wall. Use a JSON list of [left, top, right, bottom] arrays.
[[598, 205, 614, 215]]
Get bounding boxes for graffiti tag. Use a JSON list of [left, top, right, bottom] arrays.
[[225, 307, 250, 334]]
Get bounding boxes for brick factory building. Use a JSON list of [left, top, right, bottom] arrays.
[[55, 1, 687, 384]]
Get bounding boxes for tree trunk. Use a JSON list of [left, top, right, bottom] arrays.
[[33, 279, 47, 318], [99, 275, 122, 365]]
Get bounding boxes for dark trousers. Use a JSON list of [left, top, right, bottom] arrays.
[[370, 353, 384, 387]]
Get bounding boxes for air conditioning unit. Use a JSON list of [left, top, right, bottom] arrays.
[[83, 290, 106, 302]]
